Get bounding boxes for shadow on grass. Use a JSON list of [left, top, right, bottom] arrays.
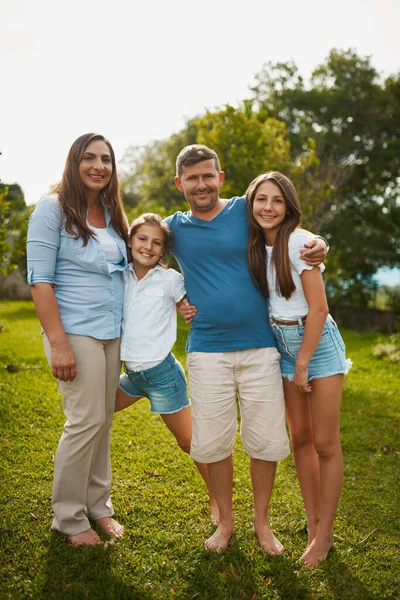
[[0, 303, 36, 322], [40, 532, 152, 600], [321, 552, 377, 600], [184, 539, 377, 600], [185, 536, 312, 600]]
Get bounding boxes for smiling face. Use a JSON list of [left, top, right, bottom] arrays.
[[174, 159, 225, 217], [129, 223, 165, 277], [252, 180, 287, 245], [78, 139, 113, 196]]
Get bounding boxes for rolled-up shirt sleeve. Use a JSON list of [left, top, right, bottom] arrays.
[[26, 197, 61, 285]]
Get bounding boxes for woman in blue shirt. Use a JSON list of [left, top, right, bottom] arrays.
[[27, 133, 128, 546]]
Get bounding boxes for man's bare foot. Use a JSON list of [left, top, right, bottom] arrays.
[[210, 498, 219, 526], [95, 517, 125, 538], [67, 528, 102, 546], [299, 535, 333, 567], [204, 524, 233, 552], [253, 522, 285, 556]]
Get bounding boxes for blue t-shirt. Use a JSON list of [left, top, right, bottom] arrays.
[[165, 196, 276, 352]]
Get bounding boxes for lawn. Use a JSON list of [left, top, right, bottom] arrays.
[[0, 301, 399, 600]]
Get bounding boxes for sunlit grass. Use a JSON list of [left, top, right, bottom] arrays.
[[0, 301, 399, 599]]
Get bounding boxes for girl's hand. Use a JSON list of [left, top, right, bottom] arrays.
[[51, 343, 76, 381], [293, 363, 312, 393], [176, 297, 197, 324]]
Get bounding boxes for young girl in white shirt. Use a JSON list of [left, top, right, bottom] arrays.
[[115, 213, 216, 523], [245, 172, 351, 568]]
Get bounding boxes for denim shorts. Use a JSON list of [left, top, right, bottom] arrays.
[[271, 314, 352, 381], [119, 352, 190, 414]]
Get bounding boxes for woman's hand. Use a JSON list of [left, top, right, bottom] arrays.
[[176, 297, 197, 324], [293, 363, 312, 393], [51, 342, 76, 381]]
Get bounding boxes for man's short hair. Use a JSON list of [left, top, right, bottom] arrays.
[[176, 144, 221, 177]]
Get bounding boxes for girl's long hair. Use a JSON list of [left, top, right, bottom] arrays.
[[52, 133, 128, 245], [246, 172, 301, 299]]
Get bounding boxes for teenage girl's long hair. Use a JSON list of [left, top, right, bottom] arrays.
[[51, 133, 128, 245], [246, 172, 301, 299]]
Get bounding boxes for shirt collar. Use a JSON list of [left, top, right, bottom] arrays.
[[128, 263, 164, 279]]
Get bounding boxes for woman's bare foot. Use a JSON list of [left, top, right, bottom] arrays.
[[210, 498, 219, 526], [254, 521, 285, 556], [299, 535, 333, 567], [204, 523, 233, 552], [95, 517, 125, 538], [67, 528, 102, 546]]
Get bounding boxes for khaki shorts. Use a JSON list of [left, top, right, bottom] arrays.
[[187, 348, 290, 464]]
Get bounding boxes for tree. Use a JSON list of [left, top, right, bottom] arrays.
[[0, 175, 28, 278]]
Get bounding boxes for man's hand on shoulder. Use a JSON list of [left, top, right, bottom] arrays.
[[299, 237, 328, 267]]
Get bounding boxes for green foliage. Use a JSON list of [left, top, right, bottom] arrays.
[[8, 206, 33, 279], [0, 186, 15, 276], [0, 183, 26, 213], [0, 174, 28, 278], [1, 301, 399, 599], [386, 286, 400, 315]]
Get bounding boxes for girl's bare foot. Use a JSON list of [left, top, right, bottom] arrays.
[[299, 535, 333, 567], [253, 522, 285, 556], [204, 523, 233, 552], [67, 528, 102, 546], [95, 517, 125, 538]]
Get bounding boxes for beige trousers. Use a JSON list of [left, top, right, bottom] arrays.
[[44, 334, 121, 536]]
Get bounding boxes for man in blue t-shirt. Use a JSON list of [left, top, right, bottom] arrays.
[[166, 144, 326, 554]]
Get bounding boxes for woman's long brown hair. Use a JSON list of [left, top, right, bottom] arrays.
[[246, 172, 301, 299], [51, 133, 128, 245]]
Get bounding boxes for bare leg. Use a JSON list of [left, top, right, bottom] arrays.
[[251, 458, 284, 555], [162, 407, 218, 525], [114, 388, 141, 412], [204, 456, 234, 551], [284, 379, 320, 543], [300, 375, 344, 568]]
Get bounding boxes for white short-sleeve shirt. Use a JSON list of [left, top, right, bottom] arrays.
[[266, 230, 325, 320], [120, 264, 186, 371]]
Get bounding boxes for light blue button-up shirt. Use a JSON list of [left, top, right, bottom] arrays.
[[27, 195, 128, 340]]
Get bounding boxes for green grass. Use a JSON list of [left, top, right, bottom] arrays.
[[0, 301, 399, 599]]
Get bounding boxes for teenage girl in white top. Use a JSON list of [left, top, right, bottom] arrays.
[[115, 213, 216, 523], [246, 172, 351, 568]]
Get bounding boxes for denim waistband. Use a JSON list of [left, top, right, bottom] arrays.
[[269, 316, 307, 326], [125, 352, 173, 376]]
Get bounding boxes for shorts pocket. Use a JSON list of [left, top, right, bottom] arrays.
[[144, 362, 176, 388]]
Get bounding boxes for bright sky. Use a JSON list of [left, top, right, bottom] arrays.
[[1, 0, 399, 208]]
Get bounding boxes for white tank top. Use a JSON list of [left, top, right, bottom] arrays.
[[92, 226, 124, 270]]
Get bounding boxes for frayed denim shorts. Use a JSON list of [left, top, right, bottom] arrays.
[[270, 314, 352, 382], [119, 352, 190, 414]]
